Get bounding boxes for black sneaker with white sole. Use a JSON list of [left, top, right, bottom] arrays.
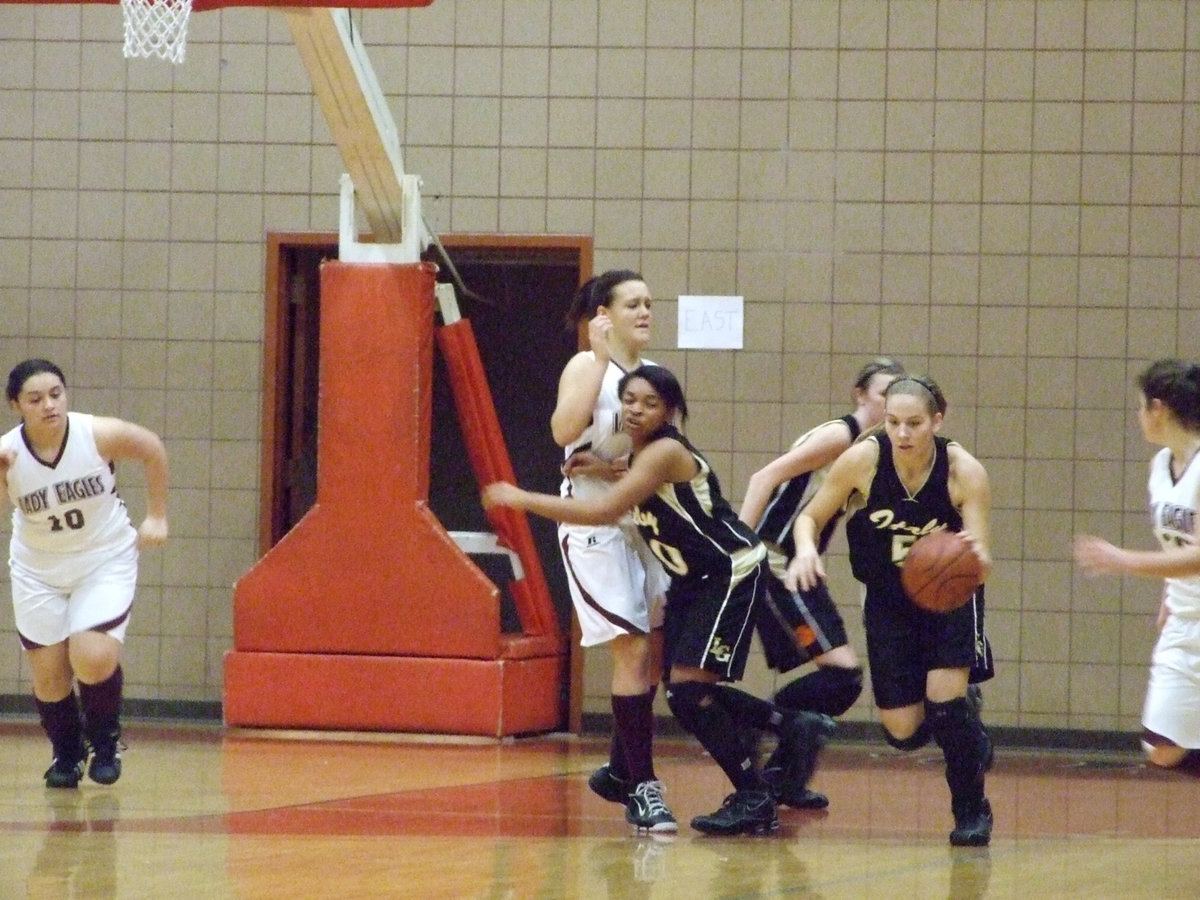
[[44, 754, 85, 789], [625, 780, 678, 833], [690, 789, 779, 836]]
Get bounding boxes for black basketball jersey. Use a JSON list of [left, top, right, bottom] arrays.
[[844, 433, 963, 588], [630, 424, 765, 589], [754, 414, 860, 558]]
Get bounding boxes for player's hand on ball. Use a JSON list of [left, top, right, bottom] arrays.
[[956, 529, 991, 578]]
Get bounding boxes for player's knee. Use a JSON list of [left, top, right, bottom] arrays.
[[926, 696, 985, 752], [774, 665, 863, 717], [883, 720, 932, 752], [665, 680, 714, 732], [815, 664, 863, 716]]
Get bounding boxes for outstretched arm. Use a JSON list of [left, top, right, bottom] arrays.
[[485, 438, 691, 527], [784, 440, 876, 592], [92, 416, 169, 547], [738, 421, 852, 527], [1075, 528, 1200, 580]]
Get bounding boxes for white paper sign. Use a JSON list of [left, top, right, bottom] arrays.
[[676, 295, 744, 349]]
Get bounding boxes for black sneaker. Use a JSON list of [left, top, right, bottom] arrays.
[[87, 730, 123, 786], [588, 763, 630, 804], [774, 782, 829, 810], [950, 797, 993, 847], [761, 761, 830, 809], [44, 755, 85, 789], [775, 711, 836, 801], [625, 780, 678, 833], [690, 789, 779, 836]]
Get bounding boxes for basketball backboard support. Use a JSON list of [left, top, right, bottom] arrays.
[[7, 0, 431, 253], [14, 0, 432, 10]]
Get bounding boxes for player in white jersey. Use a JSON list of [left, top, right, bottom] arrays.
[[550, 271, 674, 832], [486, 364, 835, 836], [1075, 359, 1200, 768], [2, 359, 168, 788]]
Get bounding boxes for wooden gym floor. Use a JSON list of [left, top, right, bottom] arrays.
[[1, 719, 1199, 899]]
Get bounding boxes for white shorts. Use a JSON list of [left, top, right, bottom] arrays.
[[1143, 614, 1200, 748], [9, 541, 138, 648], [558, 521, 668, 647]]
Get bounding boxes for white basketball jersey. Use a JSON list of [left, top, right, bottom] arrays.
[[3, 412, 135, 565], [1149, 446, 1200, 616], [560, 354, 648, 502]]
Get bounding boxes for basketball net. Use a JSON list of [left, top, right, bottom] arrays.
[[120, 0, 194, 64]]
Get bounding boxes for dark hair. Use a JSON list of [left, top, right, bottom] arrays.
[[853, 356, 905, 391], [7, 358, 66, 403], [617, 364, 688, 424], [1138, 359, 1200, 431], [884, 374, 947, 416], [566, 269, 644, 328]]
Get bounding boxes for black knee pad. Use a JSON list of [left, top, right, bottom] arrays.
[[926, 696, 980, 750], [774, 665, 863, 717], [665, 680, 715, 733], [883, 720, 932, 752]]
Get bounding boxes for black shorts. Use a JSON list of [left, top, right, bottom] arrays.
[[864, 581, 990, 710], [662, 560, 763, 682], [756, 572, 850, 673]]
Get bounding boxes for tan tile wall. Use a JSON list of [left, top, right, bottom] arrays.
[[0, 0, 1195, 734]]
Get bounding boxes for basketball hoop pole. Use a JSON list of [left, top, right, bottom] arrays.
[[285, 7, 429, 262]]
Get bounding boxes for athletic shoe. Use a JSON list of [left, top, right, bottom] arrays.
[[761, 760, 830, 809], [625, 780, 678, 833], [775, 711, 836, 801], [690, 789, 779, 836], [588, 763, 630, 804], [44, 755, 85, 789], [771, 781, 830, 810], [87, 729, 123, 786], [950, 797, 993, 847]]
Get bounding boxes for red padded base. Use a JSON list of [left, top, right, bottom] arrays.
[[223, 648, 564, 737]]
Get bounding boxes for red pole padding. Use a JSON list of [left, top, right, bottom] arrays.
[[436, 319, 563, 646]]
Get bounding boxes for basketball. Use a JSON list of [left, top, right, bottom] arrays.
[[901, 529, 982, 613]]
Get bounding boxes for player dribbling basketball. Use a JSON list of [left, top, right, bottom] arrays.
[[785, 374, 997, 846], [486, 364, 834, 836]]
